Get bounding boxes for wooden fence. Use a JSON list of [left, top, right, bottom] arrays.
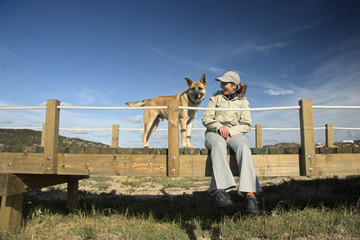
[[1, 98, 359, 230]]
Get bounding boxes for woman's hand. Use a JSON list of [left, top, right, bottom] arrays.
[[218, 126, 230, 142]]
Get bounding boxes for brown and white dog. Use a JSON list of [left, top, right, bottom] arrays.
[[126, 74, 206, 148]]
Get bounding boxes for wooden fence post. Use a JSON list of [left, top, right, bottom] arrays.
[[325, 124, 334, 147], [66, 177, 79, 211], [167, 99, 179, 177], [0, 193, 23, 231], [298, 99, 316, 176], [44, 99, 60, 174], [41, 123, 46, 147], [255, 124, 263, 148], [111, 124, 119, 148]]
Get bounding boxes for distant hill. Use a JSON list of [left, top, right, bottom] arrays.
[[264, 142, 301, 148], [263, 141, 360, 148], [333, 140, 360, 148], [0, 129, 108, 148], [0, 129, 359, 149]]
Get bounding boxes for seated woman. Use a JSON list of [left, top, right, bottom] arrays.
[[202, 71, 262, 214]]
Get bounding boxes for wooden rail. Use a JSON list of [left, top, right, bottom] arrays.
[[1, 98, 359, 231]]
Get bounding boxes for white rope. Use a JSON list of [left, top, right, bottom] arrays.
[[334, 127, 360, 130], [58, 106, 167, 110], [0, 106, 46, 110], [0, 127, 43, 130], [262, 127, 300, 131], [2, 105, 360, 111], [313, 106, 360, 109], [179, 106, 300, 111], [2, 126, 360, 131], [60, 128, 112, 131]]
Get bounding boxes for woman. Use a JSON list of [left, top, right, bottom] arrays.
[[202, 71, 262, 214]]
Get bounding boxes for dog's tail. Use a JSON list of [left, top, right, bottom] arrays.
[[125, 99, 151, 107]]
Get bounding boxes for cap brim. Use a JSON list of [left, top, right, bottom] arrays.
[[215, 77, 231, 82]]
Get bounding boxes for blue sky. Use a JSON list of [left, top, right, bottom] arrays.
[[1, 0, 360, 148]]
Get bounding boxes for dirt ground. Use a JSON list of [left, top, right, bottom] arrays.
[[25, 175, 360, 210]]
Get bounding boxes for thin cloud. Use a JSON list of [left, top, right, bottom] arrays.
[[39, 101, 73, 106], [76, 89, 114, 105], [237, 41, 291, 54], [265, 89, 294, 96], [125, 115, 143, 124], [287, 20, 322, 36], [149, 46, 177, 64], [208, 66, 225, 75], [77, 90, 96, 105]]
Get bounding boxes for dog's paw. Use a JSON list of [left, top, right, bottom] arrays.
[[184, 145, 194, 149]]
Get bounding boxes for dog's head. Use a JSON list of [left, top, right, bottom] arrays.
[[184, 73, 206, 104]]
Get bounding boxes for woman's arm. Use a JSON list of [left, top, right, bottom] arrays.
[[202, 98, 223, 132], [227, 99, 252, 136]]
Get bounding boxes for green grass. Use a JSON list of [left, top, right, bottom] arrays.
[[132, 176, 211, 189], [3, 204, 359, 240], [1, 176, 360, 240]]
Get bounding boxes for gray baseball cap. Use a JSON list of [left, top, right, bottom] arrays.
[[215, 71, 240, 85]]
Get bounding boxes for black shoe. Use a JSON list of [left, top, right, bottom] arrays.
[[246, 194, 260, 215], [214, 190, 233, 208]]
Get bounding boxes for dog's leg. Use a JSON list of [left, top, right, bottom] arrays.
[[180, 117, 187, 148], [147, 116, 161, 143], [142, 110, 159, 148], [186, 120, 194, 148]]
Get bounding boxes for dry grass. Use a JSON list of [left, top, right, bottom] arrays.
[[1, 176, 360, 240]]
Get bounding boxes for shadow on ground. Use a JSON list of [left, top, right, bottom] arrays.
[[22, 176, 360, 239]]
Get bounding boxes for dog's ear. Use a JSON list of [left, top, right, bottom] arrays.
[[185, 78, 193, 88], [200, 73, 207, 86], [236, 84, 247, 98]]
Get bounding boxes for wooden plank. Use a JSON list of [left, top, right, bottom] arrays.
[[0, 173, 88, 196], [57, 154, 167, 176], [41, 123, 46, 147], [178, 154, 300, 177], [1, 151, 359, 177], [0, 193, 24, 231], [0, 174, 27, 196], [316, 154, 360, 175], [67, 177, 79, 211], [253, 154, 300, 176], [178, 154, 211, 177], [0, 153, 44, 174], [299, 99, 316, 176], [111, 124, 119, 148], [167, 99, 179, 177], [44, 99, 60, 174], [255, 124, 263, 148], [325, 124, 334, 147]]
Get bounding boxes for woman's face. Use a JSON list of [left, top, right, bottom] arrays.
[[221, 82, 237, 95]]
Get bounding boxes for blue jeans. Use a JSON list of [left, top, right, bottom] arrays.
[[205, 132, 261, 195]]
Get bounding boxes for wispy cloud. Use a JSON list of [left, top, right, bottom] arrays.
[[287, 20, 322, 37], [149, 46, 177, 64], [264, 88, 294, 96], [125, 115, 143, 124], [305, 36, 360, 105], [237, 41, 291, 55], [77, 90, 96, 105], [208, 66, 225, 75], [262, 82, 295, 96], [75, 89, 116, 105]]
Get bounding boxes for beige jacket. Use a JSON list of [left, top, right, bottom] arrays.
[[202, 91, 251, 136]]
